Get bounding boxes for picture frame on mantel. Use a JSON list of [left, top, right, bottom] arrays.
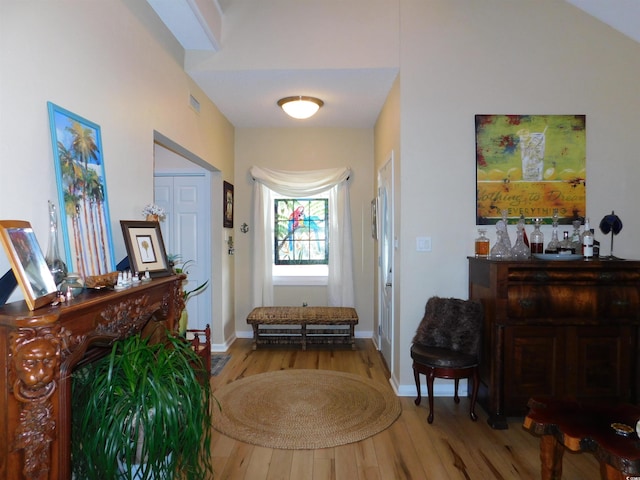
[[47, 102, 116, 277], [0, 220, 58, 310], [224, 181, 234, 229], [120, 221, 171, 277], [475, 114, 586, 225]]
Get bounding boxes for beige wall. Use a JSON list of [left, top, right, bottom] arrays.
[[392, 0, 640, 393], [233, 128, 375, 337], [373, 76, 401, 374], [0, 0, 235, 342]]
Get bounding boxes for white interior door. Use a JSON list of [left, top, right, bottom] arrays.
[[154, 174, 211, 331], [378, 155, 394, 370]]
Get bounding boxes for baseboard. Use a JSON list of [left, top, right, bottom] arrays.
[[212, 333, 236, 353], [396, 379, 468, 398]]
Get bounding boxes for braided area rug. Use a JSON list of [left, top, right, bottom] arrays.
[[212, 369, 401, 449]]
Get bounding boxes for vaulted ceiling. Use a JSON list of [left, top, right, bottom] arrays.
[[147, 0, 640, 129]]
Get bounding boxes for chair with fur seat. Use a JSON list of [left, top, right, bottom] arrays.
[[410, 296, 483, 424]]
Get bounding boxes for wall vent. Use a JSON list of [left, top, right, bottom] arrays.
[[189, 93, 201, 113]]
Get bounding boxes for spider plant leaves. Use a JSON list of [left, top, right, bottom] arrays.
[[72, 331, 212, 479]]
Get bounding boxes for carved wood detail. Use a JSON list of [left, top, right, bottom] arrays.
[[96, 294, 158, 337], [9, 324, 74, 480], [0, 275, 184, 479]]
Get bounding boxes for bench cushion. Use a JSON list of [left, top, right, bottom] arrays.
[[247, 306, 358, 325]]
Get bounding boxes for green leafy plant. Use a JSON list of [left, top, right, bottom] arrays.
[[71, 331, 212, 480]]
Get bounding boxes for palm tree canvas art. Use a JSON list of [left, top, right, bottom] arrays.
[[48, 102, 115, 278]]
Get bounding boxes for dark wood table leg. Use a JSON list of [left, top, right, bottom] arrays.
[[539, 435, 564, 480], [600, 462, 627, 480]]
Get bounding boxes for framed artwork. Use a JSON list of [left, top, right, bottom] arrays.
[[120, 221, 170, 277], [274, 198, 328, 265], [47, 102, 116, 277], [0, 221, 58, 310], [223, 181, 234, 228], [476, 114, 586, 224]]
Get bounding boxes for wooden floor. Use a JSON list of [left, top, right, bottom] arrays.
[[209, 338, 600, 480]]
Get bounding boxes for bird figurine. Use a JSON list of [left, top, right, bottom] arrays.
[[599, 211, 623, 259]]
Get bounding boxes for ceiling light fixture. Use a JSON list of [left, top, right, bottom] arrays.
[[277, 96, 324, 119]]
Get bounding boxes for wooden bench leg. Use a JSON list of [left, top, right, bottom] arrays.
[[301, 324, 307, 351], [350, 324, 356, 350], [252, 324, 259, 350]]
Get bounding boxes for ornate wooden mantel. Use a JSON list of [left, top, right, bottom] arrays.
[[0, 275, 185, 480]]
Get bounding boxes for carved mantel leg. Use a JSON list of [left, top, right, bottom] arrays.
[[10, 321, 71, 480]]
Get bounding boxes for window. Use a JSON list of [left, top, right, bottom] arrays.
[[250, 165, 353, 306], [274, 198, 328, 265]]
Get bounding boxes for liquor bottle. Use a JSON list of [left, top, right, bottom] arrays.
[[582, 218, 594, 259], [529, 218, 544, 254], [475, 229, 490, 258]]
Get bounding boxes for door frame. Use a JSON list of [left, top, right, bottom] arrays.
[[152, 131, 223, 346], [377, 152, 395, 373]]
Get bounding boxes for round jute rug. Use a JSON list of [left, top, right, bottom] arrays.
[[212, 369, 402, 449]]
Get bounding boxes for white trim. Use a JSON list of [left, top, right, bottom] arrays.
[[273, 275, 328, 286]]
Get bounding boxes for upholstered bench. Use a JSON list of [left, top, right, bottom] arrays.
[[246, 306, 358, 350]]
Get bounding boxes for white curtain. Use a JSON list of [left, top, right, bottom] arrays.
[[250, 166, 354, 307]]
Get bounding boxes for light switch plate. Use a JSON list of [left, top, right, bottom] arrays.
[[416, 236, 432, 252]]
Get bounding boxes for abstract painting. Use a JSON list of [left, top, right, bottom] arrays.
[[476, 114, 586, 224]]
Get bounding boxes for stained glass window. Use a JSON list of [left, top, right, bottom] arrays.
[[274, 198, 328, 265]]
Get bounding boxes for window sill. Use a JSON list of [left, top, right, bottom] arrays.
[[273, 276, 328, 286]]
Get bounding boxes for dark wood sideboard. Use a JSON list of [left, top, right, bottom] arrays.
[[468, 257, 640, 429], [0, 275, 185, 480]]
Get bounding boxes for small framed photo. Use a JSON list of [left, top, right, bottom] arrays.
[[120, 221, 171, 277], [223, 181, 234, 229], [0, 221, 58, 310]]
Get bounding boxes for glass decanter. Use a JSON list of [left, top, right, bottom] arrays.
[[512, 227, 530, 260], [518, 214, 529, 247], [45, 200, 67, 287], [475, 229, 490, 258], [570, 220, 582, 253], [545, 210, 560, 253], [490, 230, 512, 260], [500, 210, 512, 250], [529, 218, 544, 255]]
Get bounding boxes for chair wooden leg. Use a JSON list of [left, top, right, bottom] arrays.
[[454, 378, 460, 404], [469, 368, 479, 421], [413, 366, 422, 406], [426, 369, 435, 424]]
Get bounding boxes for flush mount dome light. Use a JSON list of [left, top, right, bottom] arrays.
[[277, 96, 324, 119]]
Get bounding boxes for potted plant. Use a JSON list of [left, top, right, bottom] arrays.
[[169, 256, 209, 335], [71, 329, 212, 480]]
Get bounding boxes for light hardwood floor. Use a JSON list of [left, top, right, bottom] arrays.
[[210, 338, 600, 479]]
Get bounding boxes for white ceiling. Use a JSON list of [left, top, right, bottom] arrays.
[[148, 0, 640, 129]]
